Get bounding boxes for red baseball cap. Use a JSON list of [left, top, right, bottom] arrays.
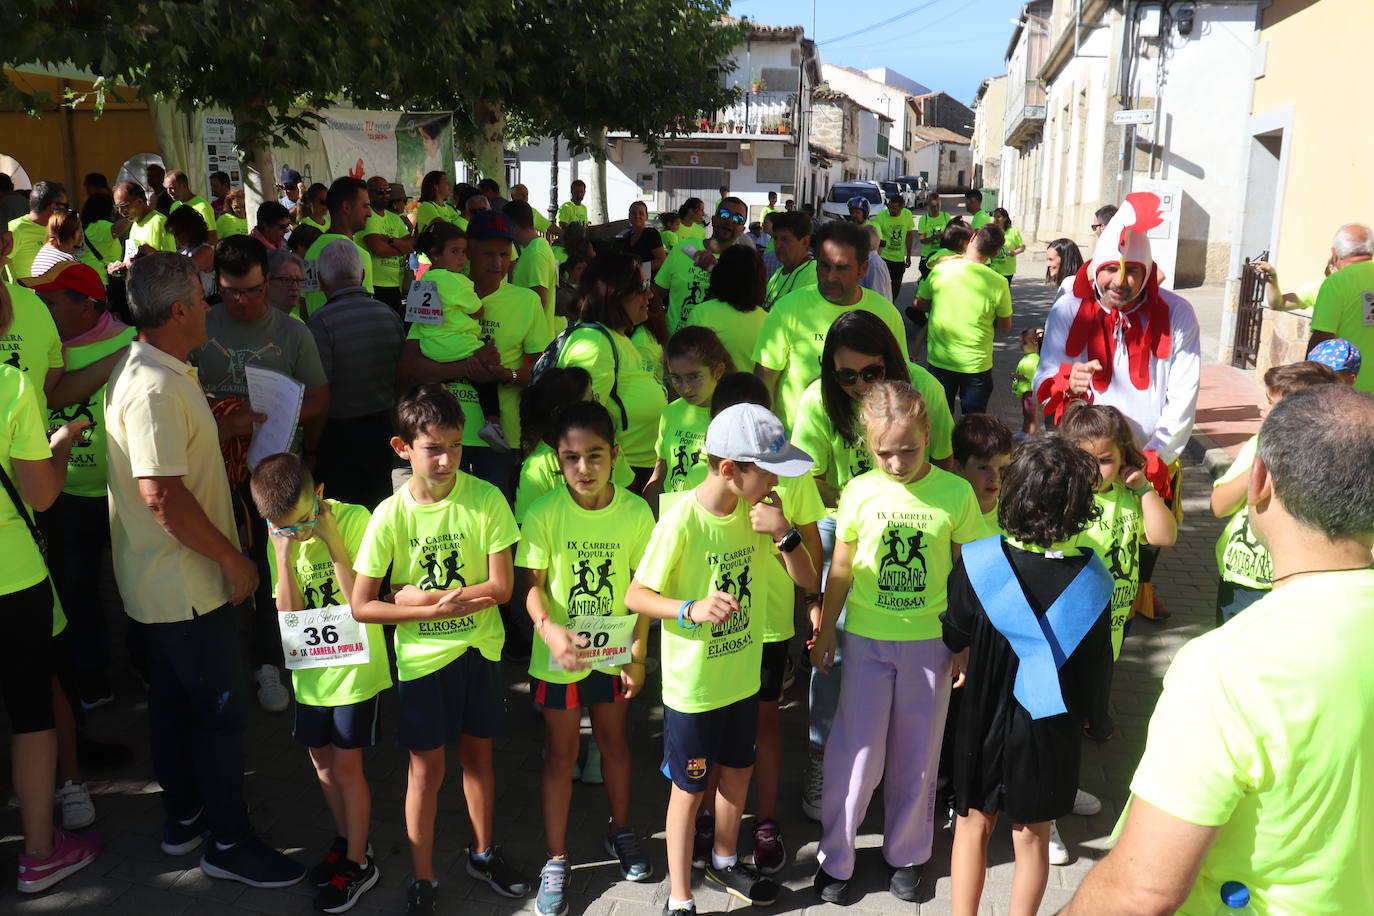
[[22, 262, 107, 301]]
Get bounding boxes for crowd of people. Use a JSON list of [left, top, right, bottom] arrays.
[[1, 162, 1373, 916]]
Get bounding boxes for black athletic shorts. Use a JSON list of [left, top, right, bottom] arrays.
[[661, 692, 759, 792]]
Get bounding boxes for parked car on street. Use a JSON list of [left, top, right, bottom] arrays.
[[821, 181, 884, 222]]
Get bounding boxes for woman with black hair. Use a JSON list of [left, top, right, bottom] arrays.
[[554, 253, 667, 489], [77, 193, 118, 281], [683, 245, 767, 372], [620, 201, 665, 274], [1044, 238, 1084, 293]]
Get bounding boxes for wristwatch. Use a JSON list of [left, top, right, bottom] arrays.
[[776, 527, 802, 553]]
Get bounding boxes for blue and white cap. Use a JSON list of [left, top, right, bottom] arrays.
[[1307, 337, 1362, 374], [705, 403, 814, 477]]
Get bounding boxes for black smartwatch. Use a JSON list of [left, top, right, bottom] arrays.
[[776, 527, 802, 553]]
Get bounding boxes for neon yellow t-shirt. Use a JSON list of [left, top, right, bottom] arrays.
[[655, 398, 710, 494], [978, 504, 1001, 538], [50, 326, 136, 497], [763, 259, 818, 312], [660, 229, 679, 252], [758, 473, 824, 642], [634, 493, 770, 713], [406, 268, 486, 446], [554, 325, 667, 468], [170, 196, 218, 236], [753, 286, 910, 426], [353, 472, 519, 681], [215, 213, 248, 239], [1129, 569, 1374, 916], [990, 226, 1024, 277], [362, 208, 407, 289], [677, 223, 706, 241], [968, 210, 991, 229], [5, 216, 46, 281], [556, 201, 589, 226], [78, 220, 118, 282], [1214, 436, 1270, 590], [303, 232, 373, 314], [512, 236, 560, 338], [874, 208, 916, 263], [683, 299, 765, 376], [790, 361, 954, 501], [654, 242, 714, 335], [2, 283, 64, 410], [299, 215, 331, 233], [1070, 481, 1144, 658], [516, 485, 655, 684], [1311, 259, 1374, 394], [531, 209, 551, 233], [476, 282, 552, 447], [917, 211, 952, 258], [1012, 352, 1040, 397], [836, 466, 982, 641], [0, 366, 53, 594], [266, 500, 392, 706], [128, 210, 175, 255], [629, 324, 663, 384], [514, 441, 634, 523], [415, 201, 461, 234], [924, 258, 1013, 374]]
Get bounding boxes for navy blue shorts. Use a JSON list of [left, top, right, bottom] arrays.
[[759, 639, 789, 703], [661, 693, 759, 792], [531, 670, 627, 710], [293, 694, 382, 750], [396, 651, 505, 751]]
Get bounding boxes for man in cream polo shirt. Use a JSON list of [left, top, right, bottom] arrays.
[[105, 252, 305, 888]]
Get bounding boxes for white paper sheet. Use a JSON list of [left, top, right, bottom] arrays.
[[245, 365, 304, 470]]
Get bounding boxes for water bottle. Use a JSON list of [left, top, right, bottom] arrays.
[[1215, 881, 1258, 915]]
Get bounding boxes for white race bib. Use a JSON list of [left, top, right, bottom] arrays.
[[1362, 290, 1374, 327], [405, 279, 444, 325], [278, 606, 371, 670], [123, 238, 139, 262], [548, 615, 639, 671], [301, 258, 321, 294]]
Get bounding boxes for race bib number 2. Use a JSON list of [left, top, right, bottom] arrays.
[[406, 279, 444, 325], [278, 606, 371, 670], [548, 615, 639, 671]]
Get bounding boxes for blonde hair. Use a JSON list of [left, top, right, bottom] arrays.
[[859, 380, 929, 443]]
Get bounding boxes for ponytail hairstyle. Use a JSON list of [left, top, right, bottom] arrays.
[[576, 252, 641, 332], [419, 170, 446, 204], [859, 380, 929, 453], [938, 220, 973, 254], [551, 400, 617, 451], [414, 219, 465, 260], [1058, 401, 1145, 470], [820, 311, 911, 444], [519, 366, 593, 452], [666, 325, 735, 374]]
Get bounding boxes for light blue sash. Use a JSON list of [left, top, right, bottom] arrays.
[[963, 536, 1112, 720]]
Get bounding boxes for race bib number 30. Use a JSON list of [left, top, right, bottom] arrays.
[[406, 279, 444, 325], [279, 606, 371, 670], [548, 615, 639, 671]]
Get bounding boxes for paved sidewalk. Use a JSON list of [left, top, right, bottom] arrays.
[[0, 269, 1229, 916]]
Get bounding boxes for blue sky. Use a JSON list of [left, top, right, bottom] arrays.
[[728, 0, 1026, 105]]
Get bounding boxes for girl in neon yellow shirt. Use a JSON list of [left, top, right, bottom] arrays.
[[810, 380, 984, 902], [642, 326, 733, 508], [516, 401, 656, 908]]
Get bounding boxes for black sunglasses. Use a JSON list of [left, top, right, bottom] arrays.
[[834, 364, 885, 387], [716, 208, 746, 225]]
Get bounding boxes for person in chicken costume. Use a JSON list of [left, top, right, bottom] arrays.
[[1033, 192, 1199, 618]]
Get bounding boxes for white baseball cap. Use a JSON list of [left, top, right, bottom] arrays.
[[705, 403, 814, 477]]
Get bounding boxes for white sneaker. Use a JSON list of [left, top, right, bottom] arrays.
[[1047, 821, 1070, 866], [1072, 788, 1102, 817], [58, 780, 96, 830], [254, 665, 290, 713], [581, 740, 603, 785], [801, 750, 823, 822]]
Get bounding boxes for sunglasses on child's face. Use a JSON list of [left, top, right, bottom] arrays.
[[717, 208, 747, 225], [835, 364, 885, 387]]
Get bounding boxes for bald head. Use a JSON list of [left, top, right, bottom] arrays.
[[1332, 223, 1374, 265], [366, 176, 389, 192]]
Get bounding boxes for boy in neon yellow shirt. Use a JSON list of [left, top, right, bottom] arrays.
[[251, 454, 389, 913], [628, 403, 819, 914], [873, 193, 916, 297], [352, 385, 530, 911]]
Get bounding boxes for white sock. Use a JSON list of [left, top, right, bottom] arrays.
[[668, 896, 695, 911], [711, 851, 737, 870]]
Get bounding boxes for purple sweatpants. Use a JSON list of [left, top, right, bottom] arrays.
[[816, 632, 952, 878]]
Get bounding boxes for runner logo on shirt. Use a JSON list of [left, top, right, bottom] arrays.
[[565, 538, 619, 617], [703, 548, 755, 657], [1097, 513, 1140, 612], [668, 443, 702, 490], [50, 398, 97, 462], [300, 558, 345, 607], [875, 517, 930, 603], [1222, 516, 1271, 585]]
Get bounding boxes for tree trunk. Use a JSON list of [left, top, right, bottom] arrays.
[[236, 110, 276, 217], [472, 99, 507, 195], [586, 125, 610, 226]]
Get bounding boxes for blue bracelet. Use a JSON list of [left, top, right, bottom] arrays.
[[678, 599, 696, 629]]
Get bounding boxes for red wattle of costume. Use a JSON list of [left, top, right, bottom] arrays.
[[1065, 263, 1173, 392]]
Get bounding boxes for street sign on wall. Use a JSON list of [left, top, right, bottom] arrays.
[[1113, 109, 1155, 125]]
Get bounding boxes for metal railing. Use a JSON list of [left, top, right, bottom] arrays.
[[1232, 251, 1268, 369], [692, 91, 798, 136]]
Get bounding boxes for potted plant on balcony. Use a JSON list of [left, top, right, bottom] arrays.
[[750, 77, 766, 95]]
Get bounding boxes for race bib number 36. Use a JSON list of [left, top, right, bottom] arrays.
[[406, 279, 444, 325], [279, 606, 371, 670], [548, 615, 639, 671]]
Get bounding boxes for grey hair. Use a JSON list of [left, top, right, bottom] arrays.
[[125, 252, 200, 329], [1258, 385, 1374, 539], [317, 239, 363, 291], [1332, 223, 1374, 260], [266, 248, 304, 277]]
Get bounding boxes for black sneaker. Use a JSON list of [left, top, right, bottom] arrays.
[[465, 844, 531, 898], [200, 834, 307, 888], [605, 825, 653, 881], [161, 810, 207, 856], [309, 836, 347, 886], [691, 812, 714, 869], [889, 863, 921, 901], [813, 866, 852, 905], [705, 861, 778, 906], [407, 879, 438, 915], [314, 856, 379, 913], [662, 904, 694, 916]]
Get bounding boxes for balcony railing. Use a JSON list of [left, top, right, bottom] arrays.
[[689, 90, 798, 138], [1004, 80, 1047, 147]]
